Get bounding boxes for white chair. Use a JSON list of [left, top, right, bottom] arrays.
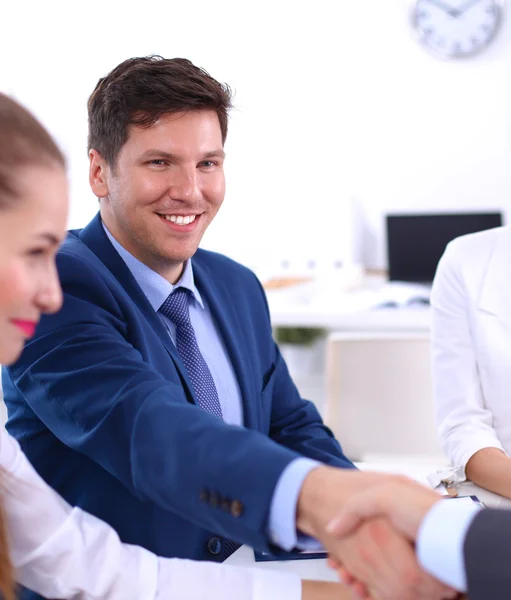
[[324, 331, 446, 463]]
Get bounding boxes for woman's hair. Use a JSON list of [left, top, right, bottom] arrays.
[[0, 93, 66, 209], [0, 93, 66, 598]]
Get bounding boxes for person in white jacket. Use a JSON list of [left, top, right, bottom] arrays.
[[0, 92, 349, 600], [432, 225, 511, 498]]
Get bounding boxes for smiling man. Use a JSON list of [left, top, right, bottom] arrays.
[[94, 109, 226, 284], [3, 56, 452, 600]]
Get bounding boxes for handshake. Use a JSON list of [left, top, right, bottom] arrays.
[[297, 467, 466, 600]]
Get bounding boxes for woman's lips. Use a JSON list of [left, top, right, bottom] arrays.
[[11, 320, 37, 338]]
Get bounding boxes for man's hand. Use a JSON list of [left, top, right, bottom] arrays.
[[325, 517, 456, 600], [296, 466, 398, 539], [297, 469, 456, 600], [326, 477, 441, 541]]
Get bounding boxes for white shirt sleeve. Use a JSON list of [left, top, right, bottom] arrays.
[[416, 499, 481, 592], [0, 426, 302, 600], [1, 425, 159, 599]]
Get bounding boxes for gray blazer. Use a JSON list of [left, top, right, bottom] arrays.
[[464, 508, 511, 599]]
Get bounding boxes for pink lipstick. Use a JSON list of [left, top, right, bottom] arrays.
[[11, 320, 37, 338]]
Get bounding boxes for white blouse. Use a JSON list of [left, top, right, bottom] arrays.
[[0, 425, 301, 599], [432, 226, 511, 471]]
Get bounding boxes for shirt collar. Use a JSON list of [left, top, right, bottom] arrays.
[[102, 221, 204, 311]]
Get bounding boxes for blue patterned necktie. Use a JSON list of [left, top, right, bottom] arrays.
[[160, 287, 223, 419], [159, 287, 240, 558]]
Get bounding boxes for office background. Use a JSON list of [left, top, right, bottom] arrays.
[[2, 0, 511, 462], [2, 0, 511, 277]]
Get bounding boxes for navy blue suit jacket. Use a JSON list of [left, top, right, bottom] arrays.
[[3, 214, 353, 584]]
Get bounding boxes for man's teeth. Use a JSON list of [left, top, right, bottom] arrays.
[[163, 215, 197, 225]]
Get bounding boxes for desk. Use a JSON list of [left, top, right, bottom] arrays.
[[225, 462, 511, 581], [266, 280, 431, 331], [269, 305, 431, 331]]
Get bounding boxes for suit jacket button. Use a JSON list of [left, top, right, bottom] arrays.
[[221, 499, 231, 512], [200, 489, 209, 503], [207, 537, 222, 555], [231, 500, 244, 518]]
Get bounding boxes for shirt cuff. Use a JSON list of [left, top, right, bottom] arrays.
[[417, 498, 482, 592], [268, 458, 321, 551]]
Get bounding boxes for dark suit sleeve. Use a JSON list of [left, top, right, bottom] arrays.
[[252, 275, 354, 469], [464, 508, 511, 600], [6, 252, 301, 551]]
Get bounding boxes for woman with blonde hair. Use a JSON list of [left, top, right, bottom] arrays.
[[0, 92, 346, 600]]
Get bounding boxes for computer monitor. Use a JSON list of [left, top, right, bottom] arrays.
[[386, 212, 503, 283]]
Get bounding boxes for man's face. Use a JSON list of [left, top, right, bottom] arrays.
[[92, 110, 225, 282]]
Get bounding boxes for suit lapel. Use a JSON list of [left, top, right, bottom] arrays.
[[479, 227, 511, 328], [193, 258, 258, 430], [76, 214, 197, 402]]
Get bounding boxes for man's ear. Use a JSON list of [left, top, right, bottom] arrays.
[[89, 149, 110, 198]]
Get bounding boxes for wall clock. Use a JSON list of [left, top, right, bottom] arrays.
[[411, 0, 503, 59]]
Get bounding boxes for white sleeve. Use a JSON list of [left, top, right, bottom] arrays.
[[0, 426, 302, 600], [416, 500, 481, 592], [156, 559, 302, 600], [431, 242, 505, 473], [1, 425, 159, 599]]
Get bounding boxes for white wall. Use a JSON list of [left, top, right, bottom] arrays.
[[2, 0, 511, 273]]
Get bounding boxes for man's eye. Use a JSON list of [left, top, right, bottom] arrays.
[[150, 159, 166, 166], [200, 161, 215, 168]]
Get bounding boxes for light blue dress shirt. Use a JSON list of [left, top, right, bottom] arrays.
[[417, 498, 482, 592], [103, 223, 318, 550]]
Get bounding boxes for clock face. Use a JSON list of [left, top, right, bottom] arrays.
[[411, 0, 502, 59]]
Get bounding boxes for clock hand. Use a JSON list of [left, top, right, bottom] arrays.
[[456, 0, 484, 15], [425, 0, 459, 17]]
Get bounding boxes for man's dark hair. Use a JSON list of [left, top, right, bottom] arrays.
[[87, 55, 233, 167]]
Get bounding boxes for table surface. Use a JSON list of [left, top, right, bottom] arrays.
[[225, 461, 511, 581], [266, 279, 432, 330]]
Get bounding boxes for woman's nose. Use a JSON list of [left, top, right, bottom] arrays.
[[35, 264, 63, 315]]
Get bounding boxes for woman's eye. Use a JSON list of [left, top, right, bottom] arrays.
[[28, 248, 45, 257]]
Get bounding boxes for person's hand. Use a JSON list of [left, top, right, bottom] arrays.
[[323, 517, 457, 600], [301, 579, 353, 599], [324, 478, 458, 600], [326, 477, 441, 542], [328, 563, 369, 599], [296, 469, 456, 600], [330, 565, 466, 600], [329, 564, 465, 600], [296, 467, 402, 540]]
